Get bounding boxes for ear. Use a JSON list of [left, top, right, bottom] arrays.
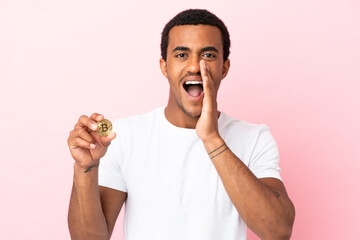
[[159, 58, 168, 78], [221, 59, 230, 79]]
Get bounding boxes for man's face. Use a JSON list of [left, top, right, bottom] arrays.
[[160, 25, 230, 118]]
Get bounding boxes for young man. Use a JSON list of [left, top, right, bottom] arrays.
[[67, 9, 295, 240]]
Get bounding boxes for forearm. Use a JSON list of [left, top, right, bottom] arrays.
[[68, 164, 109, 240], [203, 137, 295, 240]]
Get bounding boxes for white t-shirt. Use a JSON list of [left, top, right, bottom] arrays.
[[99, 107, 282, 240]]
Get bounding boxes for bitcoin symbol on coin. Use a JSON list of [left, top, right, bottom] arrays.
[[96, 119, 112, 137], [100, 123, 108, 132]]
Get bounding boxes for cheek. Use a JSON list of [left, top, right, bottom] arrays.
[[209, 69, 223, 82], [168, 65, 186, 85], [209, 70, 223, 91], [168, 59, 186, 72]]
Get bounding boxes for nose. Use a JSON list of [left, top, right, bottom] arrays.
[[186, 55, 201, 74]]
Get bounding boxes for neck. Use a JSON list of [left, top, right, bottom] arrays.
[[164, 105, 199, 129], [164, 104, 221, 130]]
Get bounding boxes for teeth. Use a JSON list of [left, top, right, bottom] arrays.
[[185, 81, 203, 85]]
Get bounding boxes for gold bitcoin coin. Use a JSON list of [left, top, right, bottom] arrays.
[[96, 119, 112, 137]]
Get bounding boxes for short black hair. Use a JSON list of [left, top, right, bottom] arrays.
[[161, 9, 231, 62]]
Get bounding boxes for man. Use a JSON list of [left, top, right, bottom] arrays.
[[67, 9, 295, 240]]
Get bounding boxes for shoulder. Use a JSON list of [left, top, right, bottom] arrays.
[[219, 112, 276, 160], [219, 112, 270, 139], [220, 113, 281, 179]]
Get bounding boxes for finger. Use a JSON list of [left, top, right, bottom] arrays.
[[94, 131, 116, 148], [200, 60, 212, 104], [200, 60, 208, 91], [204, 62, 216, 95], [104, 131, 116, 141], [200, 60, 209, 80], [75, 115, 98, 131], [71, 128, 96, 143], [90, 113, 104, 122], [68, 136, 96, 150]]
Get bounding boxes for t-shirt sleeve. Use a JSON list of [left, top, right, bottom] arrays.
[[98, 121, 127, 192], [248, 124, 282, 181]]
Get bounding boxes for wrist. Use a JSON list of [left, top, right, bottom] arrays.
[[74, 162, 100, 174], [202, 135, 225, 152], [202, 137, 230, 161], [73, 162, 100, 188], [200, 131, 221, 143]]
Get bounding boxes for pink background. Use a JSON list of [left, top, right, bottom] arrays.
[[1, 0, 359, 239]]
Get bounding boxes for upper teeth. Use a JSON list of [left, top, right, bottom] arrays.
[[185, 81, 202, 85]]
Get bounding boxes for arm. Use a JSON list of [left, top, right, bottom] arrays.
[[203, 137, 295, 239], [67, 113, 127, 240], [196, 60, 295, 240], [68, 165, 127, 240]]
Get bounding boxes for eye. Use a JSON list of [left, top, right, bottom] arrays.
[[203, 53, 216, 58], [175, 53, 187, 58]]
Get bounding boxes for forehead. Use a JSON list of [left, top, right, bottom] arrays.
[[168, 25, 223, 50]]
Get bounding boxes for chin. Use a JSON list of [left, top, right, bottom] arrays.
[[181, 105, 202, 118], [175, 96, 203, 118]]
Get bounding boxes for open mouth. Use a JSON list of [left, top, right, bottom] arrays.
[[183, 81, 204, 98]]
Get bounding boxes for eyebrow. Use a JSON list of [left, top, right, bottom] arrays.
[[201, 46, 218, 53], [172, 46, 190, 53], [171, 46, 219, 53]]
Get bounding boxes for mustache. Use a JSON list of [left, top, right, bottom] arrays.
[[179, 71, 201, 85]]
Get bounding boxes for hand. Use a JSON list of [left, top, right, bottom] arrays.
[[67, 113, 116, 171], [196, 60, 221, 142]]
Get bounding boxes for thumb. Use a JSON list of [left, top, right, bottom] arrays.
[[91, 131, 116, 148], [100, 131, 116, 147]]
